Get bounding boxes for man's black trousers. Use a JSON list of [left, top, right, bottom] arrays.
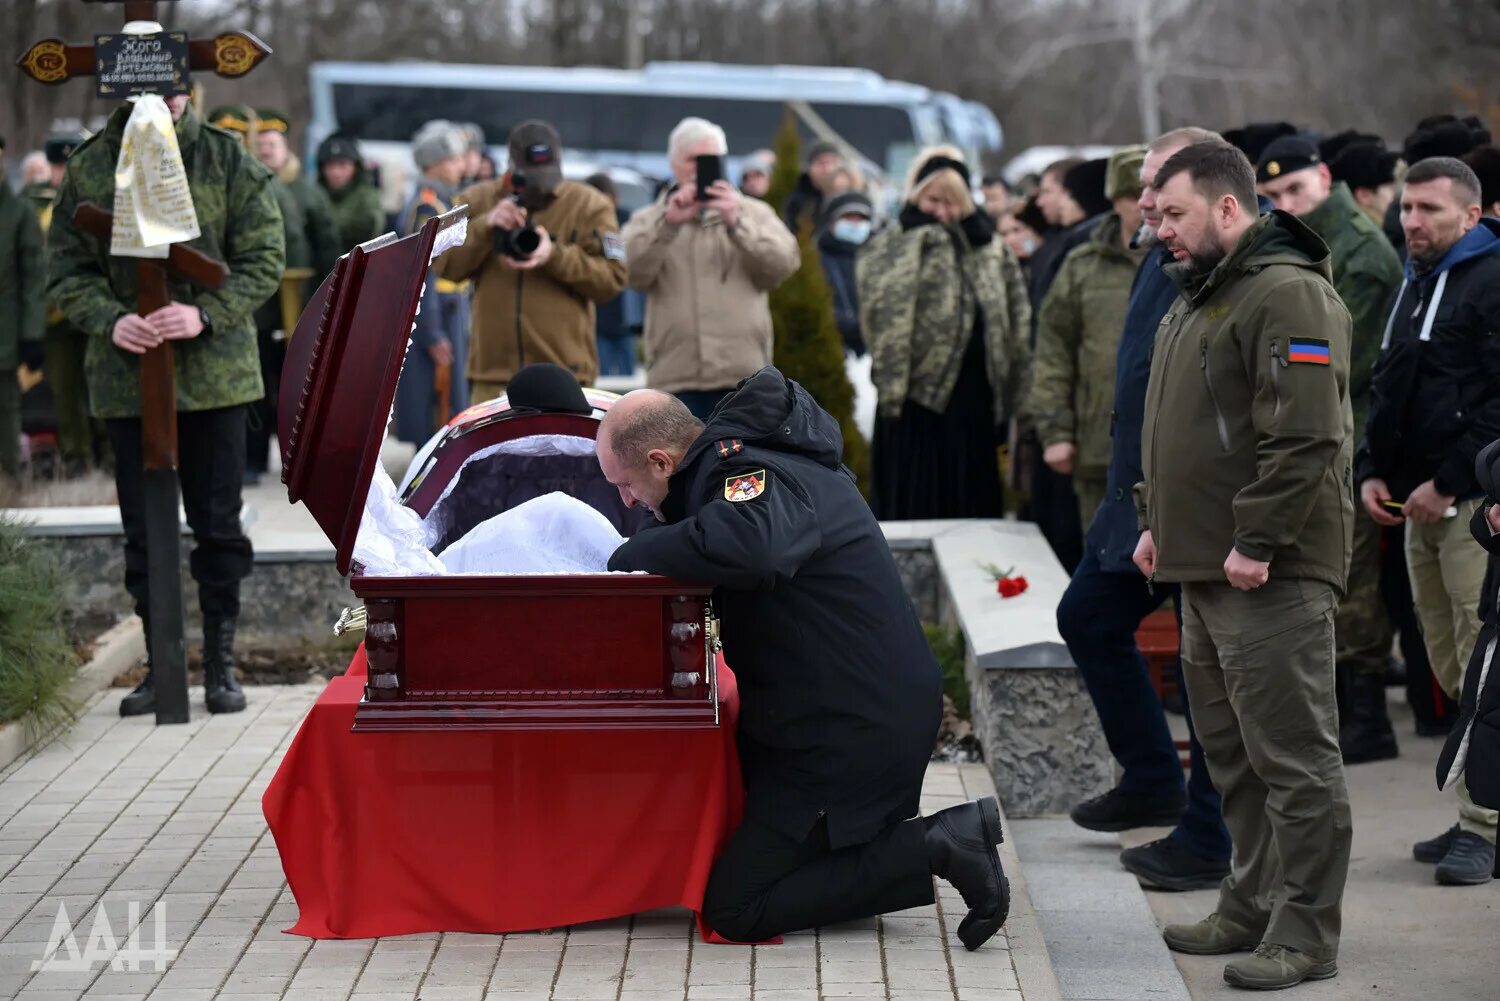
[[702, 812, 934, 942], [106, 405, 255, 622]]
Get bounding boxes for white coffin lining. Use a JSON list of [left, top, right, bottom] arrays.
[[417, 434, 601, 548]]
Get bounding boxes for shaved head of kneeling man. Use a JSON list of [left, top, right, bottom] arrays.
[[599, 369, 1009, 949]]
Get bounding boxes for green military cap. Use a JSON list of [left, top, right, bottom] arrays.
[[45, 133, 86, 165], [256, 108, 291, 135], [206, 103, 257, 136], [1105, 144, 1148, 201]]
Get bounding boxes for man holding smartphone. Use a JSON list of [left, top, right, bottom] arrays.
[[623, 117, 800, 421], [1357, 156, 1500, 886]]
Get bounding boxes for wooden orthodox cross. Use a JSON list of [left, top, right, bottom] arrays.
[[17, 0, 271, 725], [19, 2, 271, 90]]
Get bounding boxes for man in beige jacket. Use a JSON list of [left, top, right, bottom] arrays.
[[438, 120, 627, 400], [623, 117, 800, 419]]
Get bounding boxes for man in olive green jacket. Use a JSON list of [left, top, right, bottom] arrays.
[[1026, 145, 1146, 527], [47, 95, 285, 718], [1257, 135, 1405, 764], [0, 139, 47, 478], [316, 133, 387, 253], [1133, 140, 1353, 991]]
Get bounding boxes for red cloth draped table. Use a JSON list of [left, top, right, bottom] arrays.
[[262, 646, 745, 939]]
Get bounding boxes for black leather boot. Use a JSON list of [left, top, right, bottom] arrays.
[[923, 796, 1009, 950], [1340, 671, 1398, 764], [119, 617, 155, 717], [202, 616, 247, 714]]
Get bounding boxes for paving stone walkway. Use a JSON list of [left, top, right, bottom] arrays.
[[1, 683, 1032, 1001]]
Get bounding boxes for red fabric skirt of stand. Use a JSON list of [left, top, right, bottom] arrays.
[[262, 645, 745, 940]]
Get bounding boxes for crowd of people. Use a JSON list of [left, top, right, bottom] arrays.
[[5, 86, 1500, 990]]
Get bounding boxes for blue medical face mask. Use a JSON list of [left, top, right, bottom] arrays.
[[832, 218, 873, 245]]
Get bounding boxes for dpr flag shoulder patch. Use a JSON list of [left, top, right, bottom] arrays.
[[724, 470, 767, 503], [1287, 337, 1331, 365]]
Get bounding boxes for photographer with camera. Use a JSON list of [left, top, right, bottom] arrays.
[[623, 117, 800, 420], [436, 120, 626, 402]]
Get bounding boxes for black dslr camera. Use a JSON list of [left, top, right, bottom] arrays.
[[492, 170, 542, 261]]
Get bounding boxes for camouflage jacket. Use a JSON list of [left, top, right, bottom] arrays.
[[858, 217, 1031, 426], [277, 156, 343, 281], [322, 170, 387, 254], [1298, 182, 1403, 432], [1024, 213, 1142, 474], [0, 181, 46, 370], [46, 105, 285, 419]]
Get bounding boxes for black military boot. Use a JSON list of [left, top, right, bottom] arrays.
[[1340, 672, 1398, 764], [202, 616, 247, 714], [924, 797, 1009, 951], [119, 617, 155, 717]]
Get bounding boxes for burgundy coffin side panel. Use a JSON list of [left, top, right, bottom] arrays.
[[399, 595, 664, 695], [348, 576, 718, 732]]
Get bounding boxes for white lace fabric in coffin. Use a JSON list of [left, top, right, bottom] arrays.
[[438, 492, 625, 575]]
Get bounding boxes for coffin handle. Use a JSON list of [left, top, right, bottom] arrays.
[[334, 605, 368, 636]]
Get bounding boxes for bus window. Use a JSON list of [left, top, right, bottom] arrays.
[[331, 83, 921, 168]]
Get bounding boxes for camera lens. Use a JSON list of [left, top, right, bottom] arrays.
[[512, 228, 541, 256]]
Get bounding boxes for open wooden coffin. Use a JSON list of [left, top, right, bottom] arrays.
[[278, 209, 718, 732]]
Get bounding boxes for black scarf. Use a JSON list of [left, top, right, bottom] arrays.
[[899, 204, 995, 248]]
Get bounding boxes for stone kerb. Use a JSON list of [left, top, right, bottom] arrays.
[[3, 503, 348, 651], [882, 520, 1111, 817]]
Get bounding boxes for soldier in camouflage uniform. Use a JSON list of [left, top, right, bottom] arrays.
[[1025, 146, 1147, 530], [254, 109, 342, 280], [1256, 136, 1405, 764], [246, 108, 341, 483], [30, 134, 109, 473], [47, 94, 286, 717], [316, 133, 387, 253], [0, 136, 47, 479]]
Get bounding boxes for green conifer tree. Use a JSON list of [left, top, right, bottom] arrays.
[[763, 114, 871, 495], [0, 515, 80, 740]]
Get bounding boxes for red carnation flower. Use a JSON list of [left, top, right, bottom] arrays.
[[996, 576, 1029, 599]]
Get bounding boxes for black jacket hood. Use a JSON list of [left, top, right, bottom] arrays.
[[685, 366, 846, 471]]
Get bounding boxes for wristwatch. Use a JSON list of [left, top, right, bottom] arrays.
[[197, 306, 212, 333]]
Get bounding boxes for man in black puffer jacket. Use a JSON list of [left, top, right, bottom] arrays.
[[599, 367, 1009, 950], [1358, 156, 1500, 885]]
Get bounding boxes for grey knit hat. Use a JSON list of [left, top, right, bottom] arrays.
[[411, 120, 468, 169]]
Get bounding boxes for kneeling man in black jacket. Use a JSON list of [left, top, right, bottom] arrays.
[[601, 368, 1009, 949]]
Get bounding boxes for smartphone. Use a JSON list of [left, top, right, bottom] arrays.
[[1383, 499, 1458, 518], [694, 154, 723, 201]]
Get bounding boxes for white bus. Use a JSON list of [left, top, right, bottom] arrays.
[[306, 61, 999, 207]]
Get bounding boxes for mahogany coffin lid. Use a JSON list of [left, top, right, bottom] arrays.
[[278, 207, 468, 575]]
